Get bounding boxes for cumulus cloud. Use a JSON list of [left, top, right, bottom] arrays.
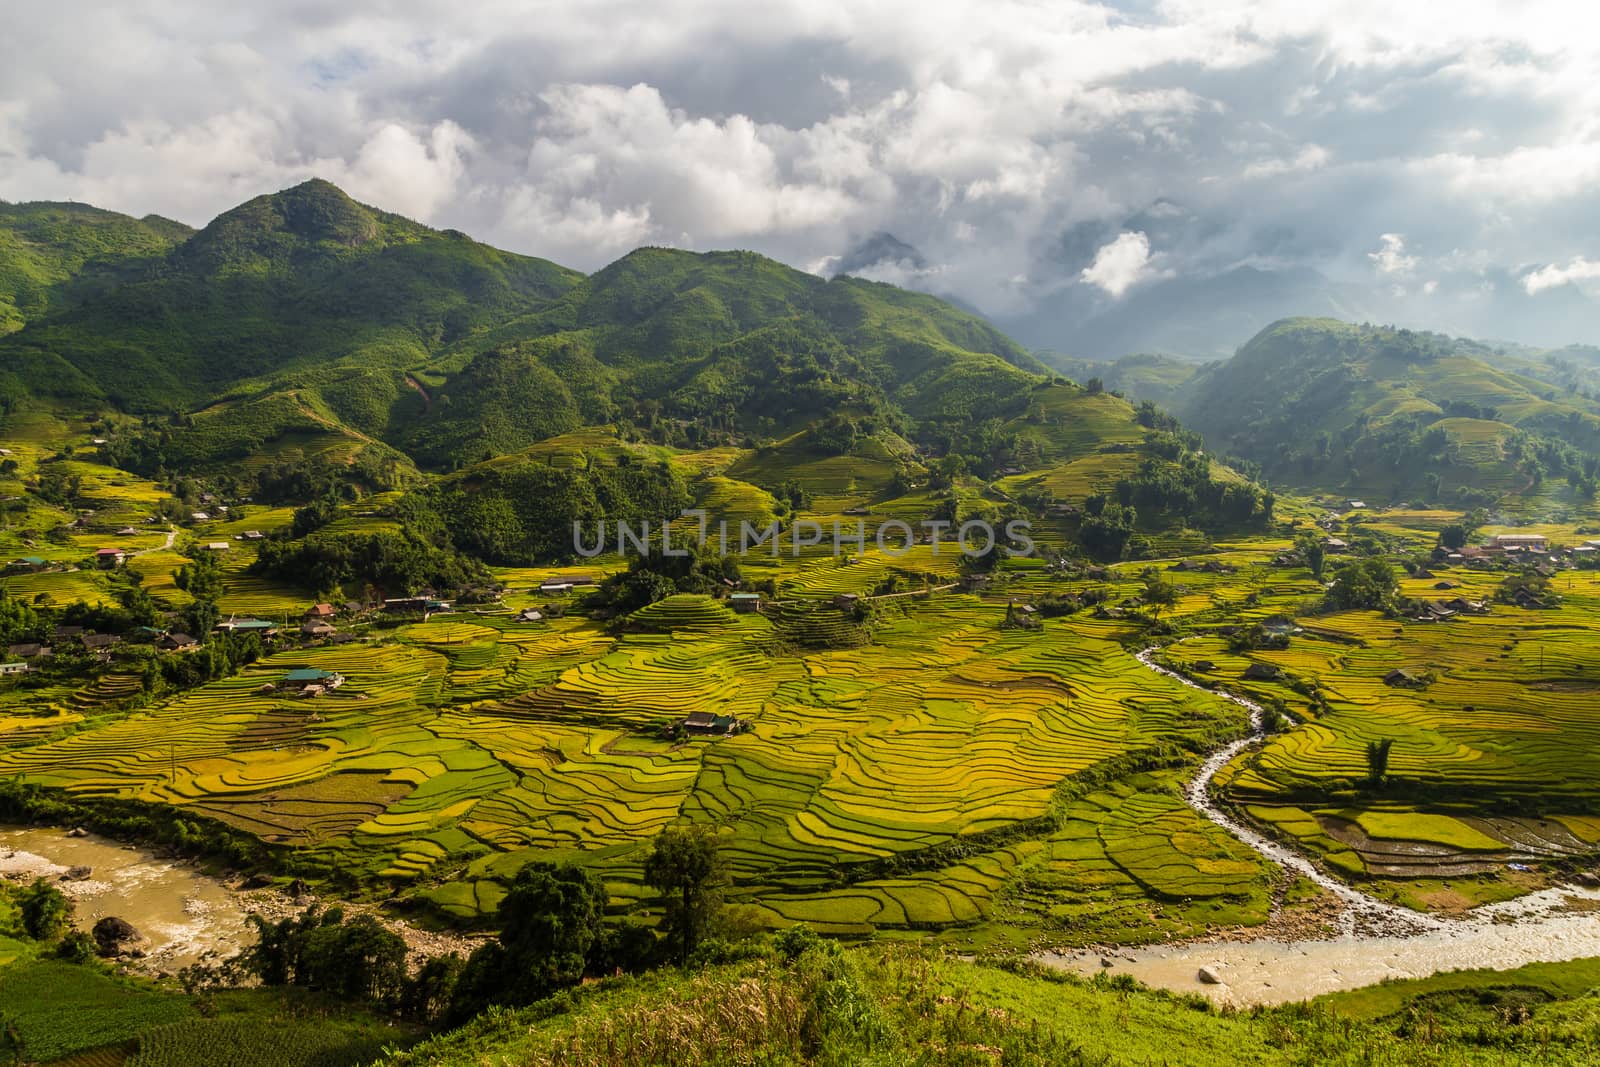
[[1369, 233, 1419, 276], [1080, 232, 1162, 297], [0, 0, 1598, 344], [1523, 256, 1600, 294]]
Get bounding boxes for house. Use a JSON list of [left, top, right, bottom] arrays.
[[566, 575, 596, 587], [94, 547, 126, 568], [243, 530, 265, 540], [997, 466, 1024, 476], [1443, 597, 1490, 614], [1411, 601, 1458, 622], [0, 662, 28, 676], [157, 633, 199, 651], [960, 573, 991, 591], [189, 512, 210, 522], [53, 625, 84, 642], [382, 597, 431, 614], [303, 603, 336, 619], [6, 643, 49, 660], [216, 617, 279, 636], [301, 620, 336, 638], [280, 668, 344, 692], [728, 592, 763, 613], [832, 593, 861, 611], [81, 633, 120, 651], [842, 506, 870, 516], [1490, 534, 1548, 552], [1510, 587, 1551, 610], [116, 527, 139, 536], [682, 711, 741, 737], [1346, 500, 1367, 510], [1433, 580, 1458, 590], [1322, 537, 1349, 553], [1242, 663, 1282, 681], [202, 542, 230, 552], [1192, 660, 1216, 673], [538, 582, 574, 596], [515, 608, 545, 623], [1384, 668, 1424, 687], [8, 556, 47, 573]]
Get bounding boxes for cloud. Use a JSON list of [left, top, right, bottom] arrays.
[[1368, 233, 1419, 276], [1080, 231, 1163, 297], [1523, 256, 1600, 294], [0, 0, 1598, 344]]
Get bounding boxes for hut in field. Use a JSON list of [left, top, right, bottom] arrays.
[[1242, 662, 1282, 681]]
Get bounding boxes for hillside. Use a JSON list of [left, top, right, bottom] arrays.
[[1176, 318, 1600, 507], [0, 200, 189, 338], [0, 180, 586, 412]]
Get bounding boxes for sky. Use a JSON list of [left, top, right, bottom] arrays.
[[3, 0, 1599, 352]]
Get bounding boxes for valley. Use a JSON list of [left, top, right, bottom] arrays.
[[3, 181, 1600, 1064]]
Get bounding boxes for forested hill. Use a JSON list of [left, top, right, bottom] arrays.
[[0, 179, 1050, 472], [1174, 318, 1600, 507]]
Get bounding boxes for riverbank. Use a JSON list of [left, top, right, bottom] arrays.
[[1029, 647, 1600, 1005], [0, 825, 486, 974]]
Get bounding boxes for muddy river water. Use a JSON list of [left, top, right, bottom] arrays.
[[0, 825, 253, 971]]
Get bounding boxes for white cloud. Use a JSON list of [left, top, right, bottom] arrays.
[[0, 0, 1598, 341], [1080, 231, 1163, 297], [1369, 233, 1418, 276], [1523, 256, 1600, 294]]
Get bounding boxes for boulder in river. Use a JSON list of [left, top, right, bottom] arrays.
[[1198, 965, 1225, 985], [241, 872, 275, 890], [93, 916, 144, 957], [1577, 871, 1600, 887], [60, 865, 92, 882], [65, 827, 88, 838], [288, 877, 311, 901]]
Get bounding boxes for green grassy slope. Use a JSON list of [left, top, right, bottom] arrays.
[[0, 200, 189, 337], [0, 180, 585, 412], [1175, 317, 1600, 507]]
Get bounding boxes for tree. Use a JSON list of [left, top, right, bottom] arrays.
[[1438, 524, 1468, 551], [1295, 531, 1327, 579], [1324, 558, 1397, 611], [644, 826, 728, 965], [450, 861, 608, 1019], [18, 880, 70, 941], [495, 861, 607, 1001], [1365, 738, 1395, 786], [181, 598, 220, 638], [1141, 576, 1178, 619]]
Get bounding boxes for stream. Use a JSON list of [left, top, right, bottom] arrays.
[[1037, 647, 1600, 1004]]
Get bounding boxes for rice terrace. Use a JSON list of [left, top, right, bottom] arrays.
[[7, 10, 1600, 1060]]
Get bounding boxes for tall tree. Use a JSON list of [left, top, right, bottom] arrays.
[[644, 826, 728, 965]]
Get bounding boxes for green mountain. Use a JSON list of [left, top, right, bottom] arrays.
[[0, 180, 585, 412], [1038, 351, 1200, 406], [0, 200, 189, 336], [1175, 318, 1600, 507], [0, 181, 1046, 472], [0, 180, 1277, 561]]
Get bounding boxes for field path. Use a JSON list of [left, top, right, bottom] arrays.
[[1135, 646, 1442, 937]]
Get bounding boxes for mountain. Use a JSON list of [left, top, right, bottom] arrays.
[[0, 182, 1047, 471], [0, 180, 585, 412], [1174, 318, 1600, 507], [1037, 352, 1200, 406], [0, 200, 190, 335]]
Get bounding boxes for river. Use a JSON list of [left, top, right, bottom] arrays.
[[1037, 648, 1600, 1005], [0, 826, 253, 971]]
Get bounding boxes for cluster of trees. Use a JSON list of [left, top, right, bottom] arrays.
[[408, 457, 691, 565], [243, 826, 730, 1029], [1323, 558, 1400, 611], [250, 528, 491, 599], [1110, 453, 1274, 533]]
